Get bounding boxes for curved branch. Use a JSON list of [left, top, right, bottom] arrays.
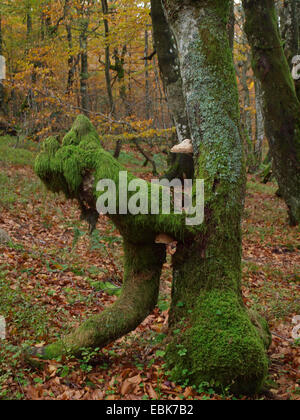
[[28, 241, 166, 360]]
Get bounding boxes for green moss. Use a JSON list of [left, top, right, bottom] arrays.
[[35, 115, 194, 242], [166, 289, 269, 395]]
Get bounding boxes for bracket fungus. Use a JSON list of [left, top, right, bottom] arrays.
[[171, 139, 193, 155]]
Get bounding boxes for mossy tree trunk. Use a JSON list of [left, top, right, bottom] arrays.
[[31, 0, 271, 396], [160, 0, 269, 394], [243, 0, 300, 225]]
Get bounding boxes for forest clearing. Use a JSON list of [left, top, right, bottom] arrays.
[[0, 0, 299, 402]]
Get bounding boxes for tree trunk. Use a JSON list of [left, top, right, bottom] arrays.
[[101, 0, 115, 117], [151, 0, 194, 180], [280, 0, 299, 63], [144, 29, 151, 121], [160, 0, 269, 394], [79, 19, 89, 114], [0, 13, 5, 116], [228, 0, 235, 50], [101, 0, 120, 158], [254, 79, 265, 169], [66, 24, 76, 95], [243, 0, 300, 225], [279, 0, 300, 99]]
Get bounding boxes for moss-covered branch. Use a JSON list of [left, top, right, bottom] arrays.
[[29, 114, 194, 362], [29, 241, 166, 359], [35, 115, 195, 244]]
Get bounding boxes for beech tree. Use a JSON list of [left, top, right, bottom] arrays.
[[243, 0, 300, 225], [29, 0, 271, 395]]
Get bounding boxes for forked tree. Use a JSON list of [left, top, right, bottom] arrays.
[[30, 0, 271, 394]]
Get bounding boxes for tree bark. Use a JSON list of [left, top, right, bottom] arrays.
[[280, 0, 299, 63], [228, 0, 235, 50], [279, 0, 300, 99], [101, 0, 115, 117], [144, 29, 151, 121], [151, 0, 194, 180], [66, 24, 77, 95], [0, 13, 5, 116], [79, 19, 89, 113], [243, 0, 300, 225], [101, 0, 121, 158], [253, 79, 265, 170]]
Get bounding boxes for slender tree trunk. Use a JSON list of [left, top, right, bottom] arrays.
[[144, 29, 151, 121], [253, 79, 265, 170], [241, 62, 253, 142], [26, 0, 32, 42], [101, 0, 120, 158], [243, 0, 300, 225], [0, 14, 5, 116], [66, 24, 76, 95], [153, 56, 166, 129], [79, 19, 89, 114], [101, 0, 114, 116]]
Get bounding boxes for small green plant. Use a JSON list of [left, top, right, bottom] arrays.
[[78, 347, 100, 373]]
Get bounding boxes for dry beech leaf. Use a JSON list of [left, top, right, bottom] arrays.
[[121, 379, 135, 396], [146, 384, 158, 400]]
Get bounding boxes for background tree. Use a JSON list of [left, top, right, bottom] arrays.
[[243, 0, 300, 225], [278, 0, 300, 99]]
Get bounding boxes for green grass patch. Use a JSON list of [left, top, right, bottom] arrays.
[[0, 136, 39, 167], [246, 180, 277, 195]]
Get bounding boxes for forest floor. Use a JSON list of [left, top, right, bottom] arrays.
[[0, 136, 299, 400]]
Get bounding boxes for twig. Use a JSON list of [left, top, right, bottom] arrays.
[[271, 331, 294, 344]]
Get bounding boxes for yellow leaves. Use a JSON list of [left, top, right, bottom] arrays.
[[248, 81, 254, 90]]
